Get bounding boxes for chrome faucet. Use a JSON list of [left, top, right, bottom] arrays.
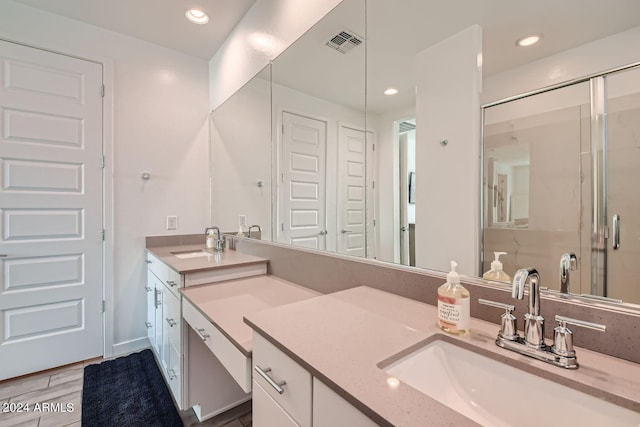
[[513, 268, 544, 348], [248, 225, 261, 239], [559, 252, 577, 294], [205, 226, 224, 252], [480, 268, 606, 369]]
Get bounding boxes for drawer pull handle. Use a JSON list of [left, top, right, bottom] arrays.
[[167, 280, 178, 287], [255, 365, 286, 395], [166, 318, 176, 327], [167, 368, 177, 380], [145, 286, 153, 292], [145, 322, 152, 328], [195, 327, 210, 341], [145, 260, 152, 264]]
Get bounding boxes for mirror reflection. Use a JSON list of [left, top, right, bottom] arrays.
[[483, 66, 640, 304], [209, 0, 640, 307]]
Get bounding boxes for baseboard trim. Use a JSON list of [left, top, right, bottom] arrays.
[[112, 337, 150, 356]]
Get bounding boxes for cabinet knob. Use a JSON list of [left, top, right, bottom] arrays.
[[167, 280, 178, 287], [145, 322, 152, 328], [166, 318, 176, 327]]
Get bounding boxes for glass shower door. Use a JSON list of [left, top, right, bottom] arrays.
[[603, 67, 640, 303]]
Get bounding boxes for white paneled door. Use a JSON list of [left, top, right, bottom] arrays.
[[280, 111, 327, 250], [337, 125, 367, 257], [0, 40, 104, 380]]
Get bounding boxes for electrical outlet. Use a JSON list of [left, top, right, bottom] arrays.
[[238, 214, 247, 229], [166, 215, 178, 230]]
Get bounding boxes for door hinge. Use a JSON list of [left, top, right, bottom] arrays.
[[100, 84, 105, 98], [372, 180, 375, 189], [282, 123, 284, 134], [373, 219, 376, 226], [102, 300, 106, 313], [281, 173, 284, 183], [101, 229, 105, 241], [281, 223, 284, 231], [99, 155, 105, 169], [372, 143, 375, 152]]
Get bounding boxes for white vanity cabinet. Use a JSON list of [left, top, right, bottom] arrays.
[[145, 251, 185, 409], [313, 378, 378, 427], [252, 333, 376, 427]]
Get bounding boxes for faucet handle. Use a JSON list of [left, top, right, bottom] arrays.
[[552, 315, 606, 357], [478, 299, 519, 341]]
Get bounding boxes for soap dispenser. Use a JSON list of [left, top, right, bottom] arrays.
[[437, 261, 470, 335], [482, 252, 511, 283]]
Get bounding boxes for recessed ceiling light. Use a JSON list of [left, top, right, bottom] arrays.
[[515, 34, 541, 47], [185, 9, 209, 24], [384, 88, 398, 96]]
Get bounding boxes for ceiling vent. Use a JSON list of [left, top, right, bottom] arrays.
[[399, 121, 416, 133], [325, 29, 363, 54]]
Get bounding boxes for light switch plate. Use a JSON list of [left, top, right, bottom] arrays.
[[166, 215, 178, 230], [238, 214, 247, 228]]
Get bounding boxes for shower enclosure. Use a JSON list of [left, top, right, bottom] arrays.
[[482, 65, 640, 305]]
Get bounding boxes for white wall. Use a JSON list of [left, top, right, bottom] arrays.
[[208, 0, 342, 111], [0, 2, 210, 355], [415, 25, 482, 276], [210, 75, 272, 238]]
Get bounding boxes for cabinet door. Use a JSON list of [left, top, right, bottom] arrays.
[[155, 281, 164, 362], [163, 290, 182, 406], [145, 272, 156, 348], [313, 378, 378, 427], [253, 379, 299, 427]]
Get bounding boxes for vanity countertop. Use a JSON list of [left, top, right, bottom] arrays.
[[244, 286, 640, 427], [146, 243, 268, 274], [179, 275, 320, 356]]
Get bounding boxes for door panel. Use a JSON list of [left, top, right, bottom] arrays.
[[604, 67, 640, 302], [280, 111, 327, 250], [338, 125, 370, 257], [0, 40, 103, 380]]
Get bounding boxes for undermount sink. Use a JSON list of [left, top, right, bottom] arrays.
[[382, 338, 640, 427], [171, 249, 215, 259]]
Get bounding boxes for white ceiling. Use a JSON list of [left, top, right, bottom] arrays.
[[10, 0, 640, 114], [10, 0, 256, 59], [272, 0, 640, 114]]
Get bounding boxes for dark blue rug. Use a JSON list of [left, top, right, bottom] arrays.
[[81, 349, 183, 427]]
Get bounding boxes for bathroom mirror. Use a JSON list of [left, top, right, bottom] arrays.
[[209, 0, 640, 308]]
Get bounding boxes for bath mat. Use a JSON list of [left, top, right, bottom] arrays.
[[81, 349, 182, 427]]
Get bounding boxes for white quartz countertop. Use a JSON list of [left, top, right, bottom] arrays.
[[147, 244, 268, 274], [179, 275, 320, 356], [244, 286, 640, 427]]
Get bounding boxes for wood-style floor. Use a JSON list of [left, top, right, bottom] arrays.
[[0, 356, 252, 427]]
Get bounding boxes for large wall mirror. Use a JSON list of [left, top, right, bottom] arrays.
[[210, 0, 640, 308]]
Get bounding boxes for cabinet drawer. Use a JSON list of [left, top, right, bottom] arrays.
[[182, 299, 251, 393], [165, 267, 182, 299], [252, 333, 311, 427], [164, 290, 181, 347], [146, 252, 168, 282], [167, 340, 182, 409], [252, 379, 299, 427]]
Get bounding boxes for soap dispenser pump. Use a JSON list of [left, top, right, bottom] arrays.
[[483, 252, 511, 283], [437, 261, 470, 335]]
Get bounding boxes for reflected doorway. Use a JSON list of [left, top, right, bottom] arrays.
[[398, 119, 416, 266]]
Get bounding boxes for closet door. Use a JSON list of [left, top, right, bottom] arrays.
[[603, 67, 640, 303]]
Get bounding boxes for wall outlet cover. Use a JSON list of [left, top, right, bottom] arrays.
[[238, 214, 247, 228], [166, 215, 178, 230]]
